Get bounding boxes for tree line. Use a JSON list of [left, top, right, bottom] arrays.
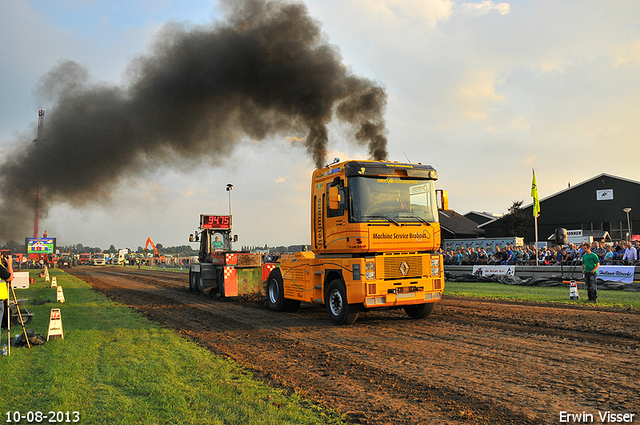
[[0, 240, 199, 256]]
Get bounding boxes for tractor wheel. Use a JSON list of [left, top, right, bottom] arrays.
[[197, 273, 205, 294], [188, 271, 197, 291], [404, 302, 435, 319], [326, 279, 358, 325]]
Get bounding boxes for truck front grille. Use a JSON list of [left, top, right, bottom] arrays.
[[383, 256, 422, 280]]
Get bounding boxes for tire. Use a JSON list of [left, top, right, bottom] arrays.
[[404, 302, 435, 319], [197, 273, 205, 294], [267, 269, 285, 311], [326, 279, 358, 325], [188, 271, 197, 291], [266, 269, 300, 312], [13, 315, 32, 326]]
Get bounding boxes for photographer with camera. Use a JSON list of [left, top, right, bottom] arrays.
[[1, 252, 14, 333]]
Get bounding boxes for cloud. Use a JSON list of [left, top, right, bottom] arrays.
[[381, 0, 454, 26], [459, 1, 510, 17], [453, 70, 505, 121], [613, 40, 640, 67], [3, 0, 640, 247]]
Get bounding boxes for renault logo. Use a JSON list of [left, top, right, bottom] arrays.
[[399, 261, 409, 276]]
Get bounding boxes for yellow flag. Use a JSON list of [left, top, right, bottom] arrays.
[[531, 169, 540, 217]]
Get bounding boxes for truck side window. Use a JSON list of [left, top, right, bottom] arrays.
[[327, 177, 346, 218]]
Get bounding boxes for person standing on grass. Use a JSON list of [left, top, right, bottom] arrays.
[[1, 255, 15, 331], [581, 242, 600, 302]]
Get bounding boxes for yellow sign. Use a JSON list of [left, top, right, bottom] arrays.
[[47, 308, 64, 341], [370, 227, 432, 248]]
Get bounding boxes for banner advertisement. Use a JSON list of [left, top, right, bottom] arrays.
[[597, 266, 635, 283], [472, 265, 515, 277]]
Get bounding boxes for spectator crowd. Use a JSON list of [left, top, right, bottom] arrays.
[[443, 240, 640, 266]]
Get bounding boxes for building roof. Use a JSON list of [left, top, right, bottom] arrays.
[[440, 210, 484, 238], [464, 211, 503, 226], [478, 173, 640, 229], [522, 173, 640, 211]]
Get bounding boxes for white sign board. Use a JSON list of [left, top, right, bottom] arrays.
[[12, 272, 29, 289], [598, 266, 635, 283], [596, 189, 614, 200], [56, 286, 65, 303], [472, 265, 515, 277], [47, 308, 64, 340]]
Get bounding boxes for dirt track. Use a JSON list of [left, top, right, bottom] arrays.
[[68, 266, 640, 424]]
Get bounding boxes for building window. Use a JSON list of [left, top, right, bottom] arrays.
[[609, 221, 630, 241]]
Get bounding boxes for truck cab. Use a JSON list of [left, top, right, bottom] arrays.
[[267, 159, 448, 324]]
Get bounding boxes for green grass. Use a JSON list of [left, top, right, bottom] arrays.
[[0, 269, 344, 425], [444, 280, 640, 309]]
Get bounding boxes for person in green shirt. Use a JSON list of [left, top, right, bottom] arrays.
[[211, 236, 224, 250], [582, 242, 600, 302]]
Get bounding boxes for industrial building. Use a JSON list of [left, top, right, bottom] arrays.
[[480, 173, 640, 244]]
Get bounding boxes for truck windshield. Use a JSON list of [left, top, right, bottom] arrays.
[[349, 176, 438, 224]]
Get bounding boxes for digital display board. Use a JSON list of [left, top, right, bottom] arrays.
[[200, 215, 232, 230], [26, 237, 56, 254]]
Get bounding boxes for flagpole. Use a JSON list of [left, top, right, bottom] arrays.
[[535, 212, 539, 266], [532, 169, 540, 266]]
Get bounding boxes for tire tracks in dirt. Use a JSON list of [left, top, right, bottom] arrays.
[[68, 267, 640, 424]]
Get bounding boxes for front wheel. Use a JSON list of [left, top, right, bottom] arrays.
[[267, 269, 285, 311], [266, 269, 301, 312], [404, 302, 435, 319], [326, 279, 358, 325]]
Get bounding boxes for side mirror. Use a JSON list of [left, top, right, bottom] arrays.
[[189, 234, 194, 242], [233, 235, 239, 242], [329, 186, 340, 210], [437, 189, 449, 211]]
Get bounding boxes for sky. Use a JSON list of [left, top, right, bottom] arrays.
[[1, 0, 639, 251]]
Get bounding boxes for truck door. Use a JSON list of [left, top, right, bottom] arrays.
[[325, 177, 348, 251]]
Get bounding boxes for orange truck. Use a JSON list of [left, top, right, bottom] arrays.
[[79, 253, 92, 265], [266, 159, 448, 325]]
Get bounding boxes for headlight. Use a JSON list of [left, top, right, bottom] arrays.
[[366, 261, 375, 280]]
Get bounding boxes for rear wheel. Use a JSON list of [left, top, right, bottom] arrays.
[[404, 302, 435, 319], [197, 273, 205, 294], [326, 279, 358, 325], [188, 271, 198, 291]]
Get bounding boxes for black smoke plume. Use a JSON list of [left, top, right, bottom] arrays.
[[0, 0, 388, 242]]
